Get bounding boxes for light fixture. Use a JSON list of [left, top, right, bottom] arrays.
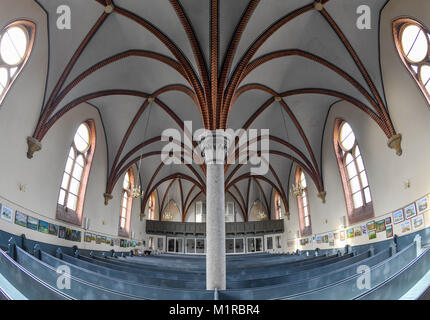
[[290, 183, 305, 197]]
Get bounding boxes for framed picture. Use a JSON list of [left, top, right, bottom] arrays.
[[368, 230, 376, 240], [71, 230, 81, 242], [386, 225, 393, 238], [361, 225, 367, 235], [385, 217, 392, 225], [38, 220, 49, 234], [91, 234, 96, 242], [58, 226, 66, 239], [316, 236, 321, 244], [14, 211, 27, 227], [0, 205, 13, 222], [333, 232, 338, 240], [48, 223, 58, 236], [412, 215, 425, 231], [340, 230, 345, 241], [354, 227, 362, 237], [416, 196, 429, 214], [376, 220, 386, 233], [404, 203, 417, 219], [27, 216, 39, 231], [393, 209, 404, 224], [65, 228, 73, 240], [367, 220, 376, 231], [101, 236, 107, 244], [323, 235, 328, 243], [401, 220, 411, 234], [84, 232, 92, 242], [96, 235, 102, 244], [347, 228, 354, 239]]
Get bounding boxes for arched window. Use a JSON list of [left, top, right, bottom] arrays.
[[147, 192, 156, 220], [119, 168, 134, 236], [393, 18, 430, 105], [57, 121, 95, 225], [334, 120, 373, 224], [0, 20, 35, 105], [274, 191, 283, 220], [295, 167, 311, 236]]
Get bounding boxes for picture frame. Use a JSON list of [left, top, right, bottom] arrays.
[[65, 228, 73, 240], [368, 230, 376, 240], [386, 225, 393, 238], [393, 209, 404, 224], [412, 215, 425, 231], [0, 204, 13, 222], [401, 220, 411, 234], [340, 230, 345, 241], [354, 227, 362, 237], [376, 219, 386, 233], [96, 235, 102, 244], [27, 216, 39, 231], [14, 211, 27, 227], [404, 203, 417, 219], [58, 226, 66, 239], [366, 220, 376, 231], [48, 223, 59, 236], [84, 232, 92, 242], [347, 228, 354, 239], [38, 220, 49, 234], [416, 196, 429, 215], [385, 217, 392, 225], [361, 225, 367, 235]]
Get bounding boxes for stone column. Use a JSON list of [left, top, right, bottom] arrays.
[[199, 130, 229, 290]]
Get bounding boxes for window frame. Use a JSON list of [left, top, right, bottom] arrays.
[[0, 20, 35, 106], [393, 17, 430, 106], [295, 167, 312, 237], [334, 119, 374, 224], [56, 120, 96, 226]]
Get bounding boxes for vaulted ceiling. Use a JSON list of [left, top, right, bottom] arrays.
[[29, 0, 399, 220]]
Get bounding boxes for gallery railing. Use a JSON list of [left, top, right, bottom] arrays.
[[145, 219, 284, 236]]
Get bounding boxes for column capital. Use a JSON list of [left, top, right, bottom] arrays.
[[198, 130, 230, 165], [26, 136, 42, 159]]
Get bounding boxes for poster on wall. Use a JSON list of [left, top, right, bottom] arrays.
[[101, 236, 107, 244], [91, 234, 96, 242], [96, 235, 102, 244], [361, 225, 367, 235], [385, 217, 392, 225], [38, 220, 49, 234], [27, 216, 39, 231], [58, 226, 66, 239], [376, 220, 386, 233], [323, 235, 328, 243], [0, 205, 13, 222], [14, 211, 27, 227], [71, 230, 81, 242], [386, 225, 393, 238], [368, 230, 376, 240], [333, 232, 338, 240], [401, 220, 412, 234], [316, 236, 321, 244], [48, 224, 58, 236], [404, 203, 417, 219], [340, 230, 345, 241], [393, 209, 404, 224], [416, 196, 429, 215], [412, 215, 425, 231], [367, 220, 376, 231], [347, 228, 354, 239]]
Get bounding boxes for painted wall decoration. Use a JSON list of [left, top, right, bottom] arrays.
[[0, 204, 13, 222], [416, 196, 429, 215], [393, 209, 404, 224], [14, 211, 27, 227], [404, 203, 417, 219]]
